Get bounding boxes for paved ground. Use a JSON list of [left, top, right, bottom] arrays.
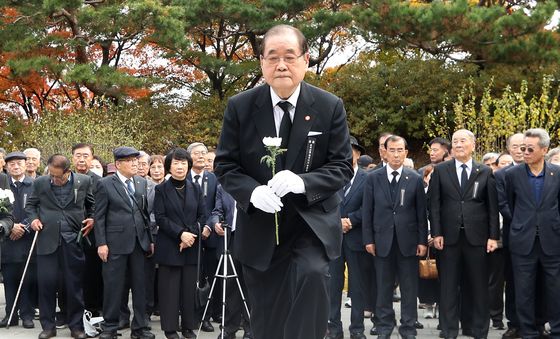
[[1, 284, 506, 338]]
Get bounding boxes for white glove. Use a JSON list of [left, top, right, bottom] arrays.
[[250, 185, 283, 213], [268, 170, 306, 197]]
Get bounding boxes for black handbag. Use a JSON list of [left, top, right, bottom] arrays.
[[195, 224, 210, 310]]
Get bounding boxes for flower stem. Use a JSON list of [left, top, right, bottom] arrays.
[[274, 211, 279, 246]]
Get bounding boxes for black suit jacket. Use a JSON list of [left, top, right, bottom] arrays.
[[495, 164, 513, 248], [214, 82, 353, 271], [187, 170, 217, 247], [429, 159, 499, 246], [339, 168, 367, 252], [208, 184, 236, 253], [362, 167, 428, 257], [1, 176, 34, 263], [94, 174, 152, 255], [505, 163, 560, 256], [0, 173, 15, 263], [25, 173, 95, 255], [153, 179, 206, 266]]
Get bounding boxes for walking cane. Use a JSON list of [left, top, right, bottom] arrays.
[[6, 230, 39, 330]]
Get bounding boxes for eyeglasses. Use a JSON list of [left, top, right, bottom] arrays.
[[520, 146, 535, 153], [262, 54, 305, 65], [192, 151, 208, 157]]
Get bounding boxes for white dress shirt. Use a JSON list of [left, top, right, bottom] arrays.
[[455, 158, 473, 186], [270, 84, 301, 136]]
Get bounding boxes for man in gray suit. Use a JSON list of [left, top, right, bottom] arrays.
[[94, 147, 154, 339], [26, 154, 94, 339], [362, 135, 428, 339]]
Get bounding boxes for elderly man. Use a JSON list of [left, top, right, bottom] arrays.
[[94, 147, 154, 339], [363, 135, 428, 339], [26, 154, 94, 339], [23, 148, 41, 179], [186, 141, 217, 331], [0, 152, 36, 329], [214, 24, 352, 339], [505, 128, 560, 339], [429, 129, 499, 339]]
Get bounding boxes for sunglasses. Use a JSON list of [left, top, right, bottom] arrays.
[[520, 146, 535, 153]]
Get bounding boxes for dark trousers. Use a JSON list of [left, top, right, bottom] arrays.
[[37, 240, 85, 331], [488, 247, 505, 322], [102, 243, 148, 332], [511, 238, 560, 338], [504, 247, 519, 329], [328, 241, 367, 336], [83, 245, 103, 313], [144, 255, 158, 316], [243, 231, 329, 339], [158, 265, 198, 332], [375, 240, 418, 337], [439, 231, 489, 338], [1, 261, 36, 321]]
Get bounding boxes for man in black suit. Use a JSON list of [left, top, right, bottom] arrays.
[[209, 184, 252, 339], [186, 141, 218, 332], [418, 137, 451, 176], [326, 136, 368, 339], [94, 147, 154, 339], [429, 129, 499, 339], [505, 128, 560, 338], [26, 154, 94, 339], [214, 25, 353, 339], [0, 152, 36, 329], [71, 143, 103, 317], [363, 135, 428, 339]]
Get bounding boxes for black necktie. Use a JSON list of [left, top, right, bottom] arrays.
[[390, 171, 398, 202], [460, 164, 468, 193], [194, 174, 201, 188], [278, 101, 292, 149], [125, 179, 135, 206]]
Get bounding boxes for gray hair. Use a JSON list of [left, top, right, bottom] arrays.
[[506, 133, 524, 148], [24, 147, 41, 158], [546, 147, 560, 161], [186, 142, 208, 154], [482, 152, 500, 162], [524, 128, 550, 148], [138, 150, 150, 161], [452, 129, 476, 143]]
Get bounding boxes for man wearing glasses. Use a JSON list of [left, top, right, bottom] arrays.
[[26, 154, 95, 339], [94, 147, 154, 339], [505, 128, 560, 339], [214, 24, 353, 339]]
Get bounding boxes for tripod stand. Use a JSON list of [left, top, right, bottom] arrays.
[[198, 222, 250, 339]]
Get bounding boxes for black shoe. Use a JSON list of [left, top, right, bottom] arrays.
[[325, 332, 344, 339], [0, 316, 18, 327], [402, 336, 417, 339], [55, 317, 67, 329], [131, 328, 155, 339], [370, 325, 379, 335], [164, 331, 180, 339], [38, 329, 57, 339], [243, 330, 253, 339], [493, 320, 505, 330], [182, 329, 197, 339], [22, 319, 35, 328], [462, 328, 474, 337], [118, 319, 131, 330], [202, 320, 215, 332], [350, 333, 367, 339], [438, 331, 445, 338], [502, 328, 521, 339], [217, 331, 236, 339], [71, 330, 88, 339], [415, 320, 424, 329], [99, 331, 118, 339], [377, 335, 391, 339]]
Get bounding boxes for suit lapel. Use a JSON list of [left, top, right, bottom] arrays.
[[393, 169, 410, 209], [45, 181, 62, 208], [537, 165, 555, 208], [376, 169, 392, 203], [252, 85, 277, 144], [445, 161, 462, 196], [165, 180, 186, 221], [111, 175, 132, 208], [463, 162, 482, 196], [344, 169, 365, 204], [286, 82, 317, 170], [63, 174, 81, 208]]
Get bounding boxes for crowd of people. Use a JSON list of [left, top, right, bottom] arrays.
[[0, 23, 559, 339]]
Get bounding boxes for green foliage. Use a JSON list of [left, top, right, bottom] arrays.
[[428, 75, 560, 158]]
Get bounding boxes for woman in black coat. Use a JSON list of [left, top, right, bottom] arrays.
[[154, 148, 207, 339]]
